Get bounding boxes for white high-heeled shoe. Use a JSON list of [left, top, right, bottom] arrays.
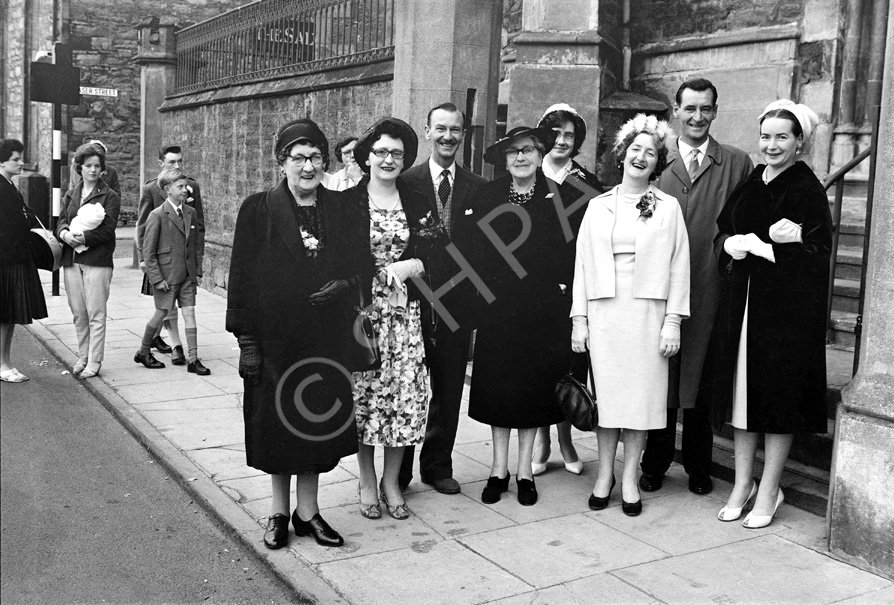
[[717, 482, 757, 522], [564, 460, 583, 475], [532, 459, 548, 475], [742, 488, 784, 529]]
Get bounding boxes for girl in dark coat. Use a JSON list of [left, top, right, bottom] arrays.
[[533, 103, 605, 476], [0, 139, 48, 382], [704, 100, 831, 529], [459, 126, 571, 507], [227, 119, 372, 550]]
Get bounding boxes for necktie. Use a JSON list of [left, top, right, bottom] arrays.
[[688, 149, 700, 181], [176, 207, 184, 226], [438, 170, 451, 206]]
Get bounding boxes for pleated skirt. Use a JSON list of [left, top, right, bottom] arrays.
[[0, 260, 48, 324]]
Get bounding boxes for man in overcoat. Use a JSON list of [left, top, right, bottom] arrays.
[[397, 102, 486, 495], [640, 78, 753, 495], [135, 144, 206, 363]]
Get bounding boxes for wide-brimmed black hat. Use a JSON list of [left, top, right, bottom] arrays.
[[483, 126, 557, 165], [354, 116, 418, 173]]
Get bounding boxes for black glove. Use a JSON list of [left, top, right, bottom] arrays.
[[308, 278, 352, 305], [237, 335, 262, 381]]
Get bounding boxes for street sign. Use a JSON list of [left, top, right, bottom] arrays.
[[79, 86, 118, 97]]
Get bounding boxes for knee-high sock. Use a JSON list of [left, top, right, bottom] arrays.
[[186, 327, 198, 363], [141, 320, 163, 355]]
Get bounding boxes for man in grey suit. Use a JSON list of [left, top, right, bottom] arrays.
[[398, 102, 486, 494], [135, 169, 210, 376], [640, 78, 753, 495]]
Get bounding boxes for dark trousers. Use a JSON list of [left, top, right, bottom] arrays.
[[641, 402, 714, 478], [400, 328, 471, 484]]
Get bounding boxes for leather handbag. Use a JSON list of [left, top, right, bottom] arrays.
[[344, 280, 382, 373], [27, 213, 62, 272], [555, 352, 598, 432]]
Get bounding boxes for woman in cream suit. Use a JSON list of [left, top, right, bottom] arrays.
[[571, 114, 690, 517]]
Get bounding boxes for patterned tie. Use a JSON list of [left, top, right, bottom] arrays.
[[176, 206, 184, 226], [688, 149, 700, 182], [438, 169, 451, 206]]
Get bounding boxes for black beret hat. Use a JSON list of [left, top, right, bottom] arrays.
[[354, 116, 418, 174], [483, 126, 557, 165]]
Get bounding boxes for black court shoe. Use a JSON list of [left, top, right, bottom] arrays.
[[481, 474, 510, 504], [588, 475, 616, 510]]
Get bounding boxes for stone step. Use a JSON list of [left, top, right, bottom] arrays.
[[832, 278, 861, 313], [836, 222, 867, 249], [829, 310, 858, 349], [835, 248, 863, 281], [827, 196, 867, 225]]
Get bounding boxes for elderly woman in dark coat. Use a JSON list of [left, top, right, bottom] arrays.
[[704, 100, 831, 529], [227, 119, 372, 550], [1, 139, 48, 383], [457, 126, 572, 507]]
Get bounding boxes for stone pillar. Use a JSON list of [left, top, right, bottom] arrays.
[[506, 0, 621, 173], [828, 5, 894, 580], [134, 17, 177, 189], [391, 0, 502, 172]]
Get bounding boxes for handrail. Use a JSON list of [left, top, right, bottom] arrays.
[[823, 147, 871, 190]]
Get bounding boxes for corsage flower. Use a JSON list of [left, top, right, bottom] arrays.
[[300, 228, 322, 257], [636, 190, 657, 221]]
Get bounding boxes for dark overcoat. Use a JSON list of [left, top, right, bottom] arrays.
[[225, 180, 373, 474], [701, 162, 831, 434], [458, 170, 572, 429], [658, 136, 752, 408]]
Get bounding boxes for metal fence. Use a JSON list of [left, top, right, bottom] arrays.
[[174, 0, 394, 96]]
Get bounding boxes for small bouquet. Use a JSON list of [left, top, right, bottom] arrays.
[[415, 211, 448, 243], [300, 228, 323, 258], [636, 190, 657, 221]]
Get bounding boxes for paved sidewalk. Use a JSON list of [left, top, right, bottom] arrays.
[[25, 257, 893, 605]]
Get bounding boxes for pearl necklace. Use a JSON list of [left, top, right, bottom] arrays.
[[368, 193, 400, 212]]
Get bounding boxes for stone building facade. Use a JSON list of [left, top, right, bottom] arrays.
[[2, 0, 249, 208]]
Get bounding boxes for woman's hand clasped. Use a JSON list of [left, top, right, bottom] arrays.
[[723, 234, 749, 260], [571, 316, 589, 353], [659, 314, 682, 358]]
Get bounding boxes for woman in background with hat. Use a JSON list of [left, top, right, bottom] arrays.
[[227, 118, 372, 549], [0, 139, 48, 383], [571, 114, 690, 517], [350, 116, 444, 521], [55, 143, 120, 379], [532, 103, 605, 477], [704, 100, 831, 529], [458, 125, 573, 507]]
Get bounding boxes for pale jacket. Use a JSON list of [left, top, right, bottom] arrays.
[[571, 185, 691, 317]]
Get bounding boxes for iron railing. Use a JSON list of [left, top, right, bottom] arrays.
[[174, 0, 395, 96], [822, 105, 879, 376]]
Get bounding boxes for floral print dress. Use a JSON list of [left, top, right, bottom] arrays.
[[353, 204, 430, 446]]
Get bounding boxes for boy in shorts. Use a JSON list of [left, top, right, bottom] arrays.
[[134, 169, 210, 375]]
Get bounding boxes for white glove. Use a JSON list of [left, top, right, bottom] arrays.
[[723, 234, 749, 260], [659, 314, 681, 357], [769, 218, 802, 244], [742, 233, 775, 262], [378, 258, 425, 286], [571, 316, 589, 353]]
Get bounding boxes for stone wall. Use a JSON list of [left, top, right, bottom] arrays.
[[159, 73, 393, 294], [65, 0, 249, 209], [630, 0, 841, 173]]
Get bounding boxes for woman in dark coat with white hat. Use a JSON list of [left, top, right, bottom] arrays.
[[704, 100, 831, 529], [456, 125, 572, 507], [227, 119, 373, 549]]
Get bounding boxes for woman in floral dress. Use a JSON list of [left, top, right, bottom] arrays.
[[350, 117, 444, 520]]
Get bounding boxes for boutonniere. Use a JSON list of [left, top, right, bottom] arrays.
[[418, 211, 434, 229], [636, 190, 657, 221], [416, 211, 447, 242], [570, 166, 587, 180], [186, 184, 195, 205], [300, 228, 322, 258]]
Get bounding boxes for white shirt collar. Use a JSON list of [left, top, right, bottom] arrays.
[[677, 138, 709, 165], [167, 199, 183, 212], [428, 157, 456, 184], [542, 159, 573, 184]]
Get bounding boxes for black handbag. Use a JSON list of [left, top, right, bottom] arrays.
[[344, 280, 382, 373], [555, 352, 598, 432]]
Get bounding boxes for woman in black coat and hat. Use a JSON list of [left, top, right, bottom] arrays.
[[227, 119, 373, 550], [456, 125, 572, 507], [704, 100, 831, 529]]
